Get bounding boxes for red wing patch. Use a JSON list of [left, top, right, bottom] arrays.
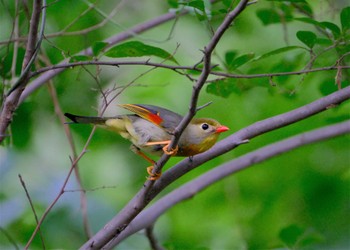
[[145, 111, 163, 125], [119, 104, 163, 125]]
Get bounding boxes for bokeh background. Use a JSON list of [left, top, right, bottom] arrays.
[[1, 0, 349, 249]]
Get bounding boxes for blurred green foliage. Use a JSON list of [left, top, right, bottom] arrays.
[[0, 0, 349, 249]]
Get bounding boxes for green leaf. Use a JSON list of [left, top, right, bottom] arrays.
[[188, 0, 205, 12], [206, 78, 239, 98], [256, 9, 281, 25], [105, 41, 178, 63], [167, 0, 178, 8], [267, 0, 306, 2], [279, 225, 324, 248], [279, 224, 304, 248], [294, 17, 320, 27], [319, 77, 339, 96], [225, 51, 237, 63], [224, 50, 237, 69], [222, 0, 234, 8], [295, 18, 341, 39], [315, 38, 333, 46], [296, 30, 317, 49], [298, 229, 324, 247], [256, 6, 294, 25], [69, 55, 91, 62], [188, 1, 208, 21], [253, 46, 304, 61], [320, 21, 341, 38], [194, 9, 207, 21], [92, 42, 108, 57], [340, 7, 350, 32], [295, 2, 313, 16], [228, 53, 255, 70]]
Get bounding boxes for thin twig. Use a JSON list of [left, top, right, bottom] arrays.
[[29, 59, 350, 82], [0, 227, 19, 250], [47, 82, 93, 238], [64, 185, 117, 193], [196, 101, 213, 112], [145, 225, 165, 250], [18, 175, 46, 249], [25, 126, 97, 249]]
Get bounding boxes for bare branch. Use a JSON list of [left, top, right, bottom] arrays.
[[0, 0, 46, 142], [145, 225, 165, 250], [29, 59, 350, 81], [47, 82, 93, 238], [0, 227, 19, 250], [18, 175, 46, 249], [25, 126, 97, 249], [110, 119, 350, 245]]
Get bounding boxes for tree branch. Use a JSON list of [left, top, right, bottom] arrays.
[[0, 0, 45, 142], [145, 225, 165, 250], [109, 119, 350, 246], [29, 59, 350, 81]]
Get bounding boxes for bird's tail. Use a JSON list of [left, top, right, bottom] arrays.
[[64, 113, 107, 125]]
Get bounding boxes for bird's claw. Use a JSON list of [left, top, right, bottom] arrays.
[[162, 144, 178, 155], [147, 166, 161, 180]]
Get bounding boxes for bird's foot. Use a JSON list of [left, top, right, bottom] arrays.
[[145, 140, 178, 156], [147, 166, 161, 181], [162, 144, 178, 156]]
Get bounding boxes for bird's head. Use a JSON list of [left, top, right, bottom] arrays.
[[179, 118, 229, 156]]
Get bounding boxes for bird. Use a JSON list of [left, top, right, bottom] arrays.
[[64, 104, 229, 180]]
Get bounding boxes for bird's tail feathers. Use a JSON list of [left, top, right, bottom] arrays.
[[64, 113, 107, 125]]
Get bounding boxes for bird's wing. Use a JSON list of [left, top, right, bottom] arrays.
[[119, 104, 182, 132]]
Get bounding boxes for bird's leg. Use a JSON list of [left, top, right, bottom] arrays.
[[130, 145, 161, 180], [130, 145, 155, 164], [146, 166, 161, 181], [145, 140, 179, 156]]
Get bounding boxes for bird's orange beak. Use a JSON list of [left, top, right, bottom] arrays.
[[215, 125, 229, 133]]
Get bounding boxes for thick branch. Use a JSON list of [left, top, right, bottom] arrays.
[[109, 119, 350, 246], [0, 0, 44, 142]]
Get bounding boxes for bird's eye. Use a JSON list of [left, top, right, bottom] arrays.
[[201, 123, 209, 130]]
